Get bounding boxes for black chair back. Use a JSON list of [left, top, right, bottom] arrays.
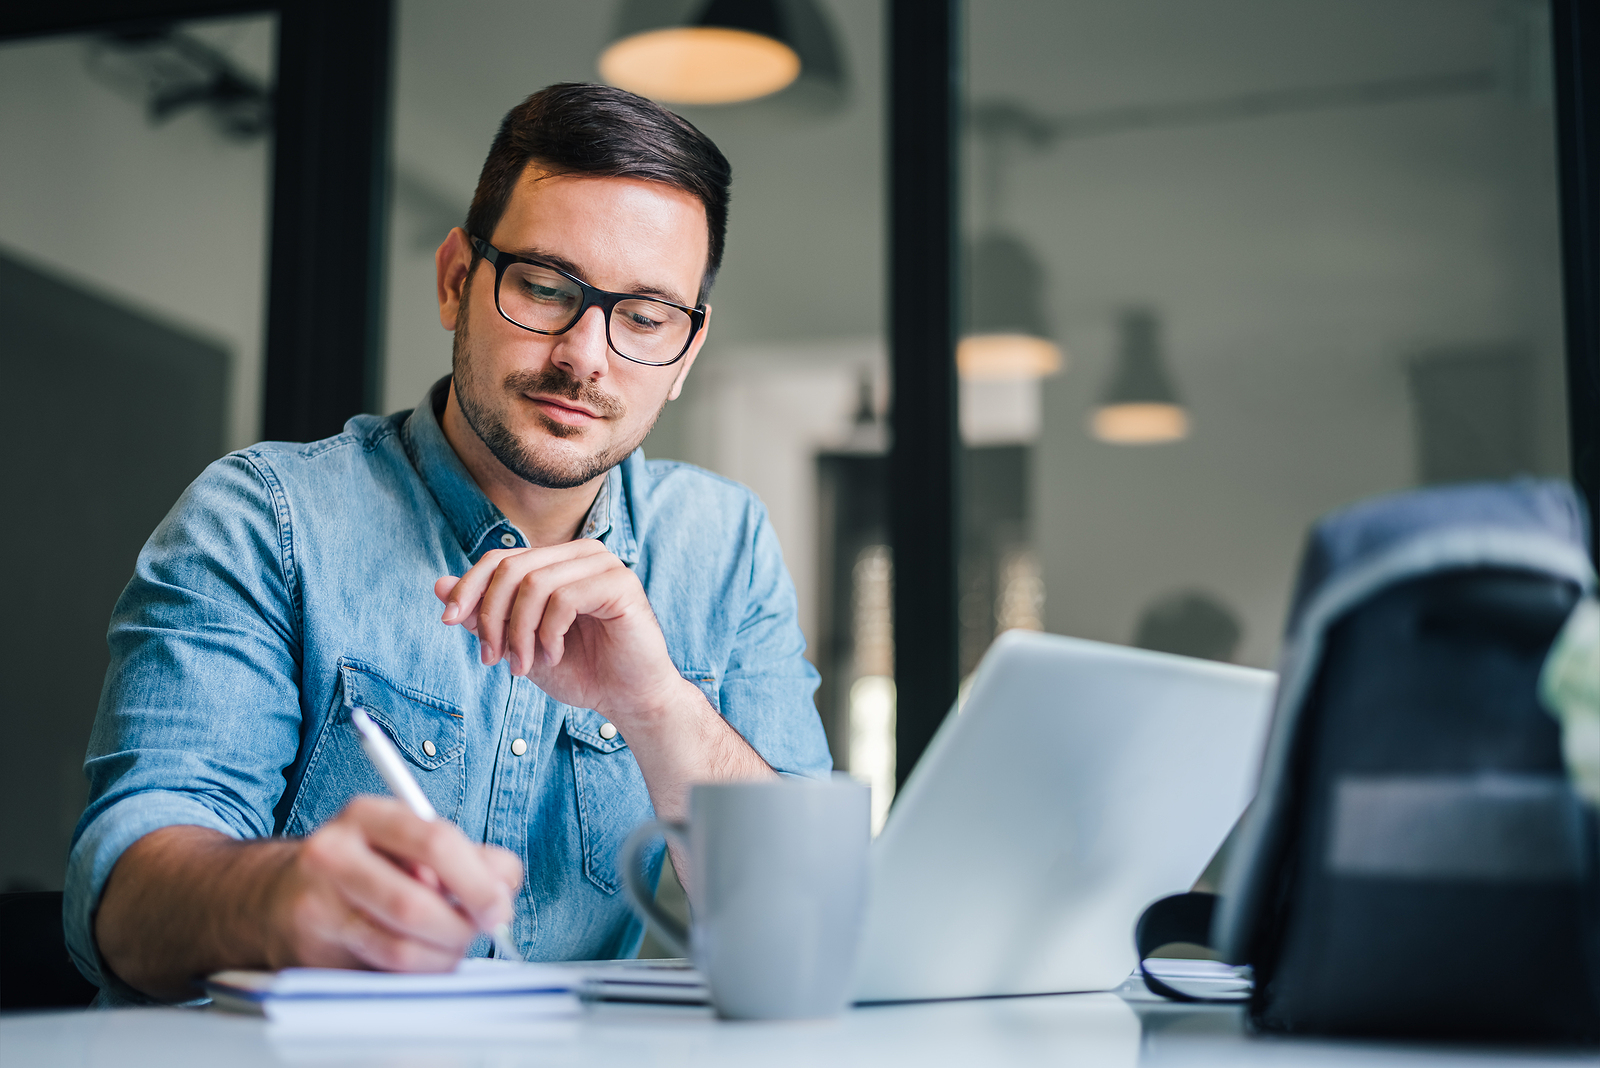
[[0, 891, 99, 1010]]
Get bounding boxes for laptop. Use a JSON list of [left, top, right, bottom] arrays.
[[850, 629, 1274, 1002], [579, 629, 1274, 1004]]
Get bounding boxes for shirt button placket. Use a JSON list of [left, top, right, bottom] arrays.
[[490, 677, 540, 945]]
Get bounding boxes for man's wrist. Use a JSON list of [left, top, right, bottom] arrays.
[[248, 837, 306, 970], [603, 674, 774, 826], [600, 674, 711, 740]]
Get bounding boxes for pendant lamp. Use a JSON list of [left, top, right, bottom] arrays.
[[600, 0, 803, 106], [958, 231, 1064, 380], [1090, 308, 1189, 444]]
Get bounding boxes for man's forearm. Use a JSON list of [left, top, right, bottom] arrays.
[[96, 825, 296, 1001], [616, 676, 775, 825]]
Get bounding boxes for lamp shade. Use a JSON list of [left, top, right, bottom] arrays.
[[600, 0, 803, 105], [1091, 308, 1189, 444], [959, 231, 1063, 380]]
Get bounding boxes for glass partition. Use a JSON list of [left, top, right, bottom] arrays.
[[959, 0, 1568, 676], [0, 14, 276, 891]]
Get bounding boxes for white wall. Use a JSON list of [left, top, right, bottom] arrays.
[[0, 16, 275, 452]]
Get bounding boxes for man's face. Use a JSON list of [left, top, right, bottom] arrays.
[[439, 168, 711, 490]]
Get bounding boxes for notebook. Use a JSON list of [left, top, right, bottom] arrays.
[[206, 958, 581, 1035]]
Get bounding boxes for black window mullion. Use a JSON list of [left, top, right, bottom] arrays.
[[1552, 0, 1600, 562], [262, 0, 393, 441], [887, 0, 962, 790]]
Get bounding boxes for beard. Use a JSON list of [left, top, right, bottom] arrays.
[[451, 299, 663, 490]]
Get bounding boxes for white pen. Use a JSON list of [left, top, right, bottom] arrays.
[[350, 704, 524, 962]]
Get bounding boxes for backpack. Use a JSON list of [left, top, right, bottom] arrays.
[[1172, 480, 1599, 1041]]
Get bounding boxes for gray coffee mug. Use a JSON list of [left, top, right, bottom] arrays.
[[621, 777, 870, 1019]]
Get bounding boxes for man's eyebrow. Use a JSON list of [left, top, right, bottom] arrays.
[[501, 245, 692, 306]]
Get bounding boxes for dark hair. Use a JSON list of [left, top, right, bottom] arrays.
[[465, 83, 732, 300]]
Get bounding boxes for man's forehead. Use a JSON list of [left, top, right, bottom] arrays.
[[494, 166, 709, 298]]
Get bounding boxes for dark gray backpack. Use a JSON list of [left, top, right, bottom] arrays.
[[1177, 480, 1599, 1041]]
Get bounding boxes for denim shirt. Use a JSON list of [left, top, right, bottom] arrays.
[[65, 378, 831, 999]]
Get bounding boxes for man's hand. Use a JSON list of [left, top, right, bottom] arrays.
[[436, 539, 684, 723], [96, 800, 522, 1001], [433, 539, 776, 836], [260, 797, 522, 972]]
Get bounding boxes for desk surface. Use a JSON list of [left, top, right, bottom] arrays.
[[2, 983, 1594, 1068]]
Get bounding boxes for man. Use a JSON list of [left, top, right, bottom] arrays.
[[65, 83, 831, 1003]]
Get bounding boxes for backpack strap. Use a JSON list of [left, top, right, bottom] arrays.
[[1135, 892, 1249, 1002]]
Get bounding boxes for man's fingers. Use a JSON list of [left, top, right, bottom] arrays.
[[438, 540, 609, 628], [439, 550, 512, 625], [500, 554, 626, 673], [481, 844, 524, 893], [541, 567, 646, 667], [485, 544, 616, 666], [348, 798, 516, 932], [301, 834, 473, 959], [446, 550, 550, 660], [535, 580, 597, 667], [335, 902, 465, 974]]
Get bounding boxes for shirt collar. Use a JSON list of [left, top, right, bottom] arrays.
[[401, 376, 635, 563], [579, 468, 613, 540]]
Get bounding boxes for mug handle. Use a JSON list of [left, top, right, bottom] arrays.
[[621, 819, 691, 956]]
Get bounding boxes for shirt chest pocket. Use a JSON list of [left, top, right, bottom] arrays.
[[567, 706, 656, 895], [286, 659, 468, 835]]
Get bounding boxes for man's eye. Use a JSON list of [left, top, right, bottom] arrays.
[[526, 283, 569, 302], [626, 311, 664, 330]]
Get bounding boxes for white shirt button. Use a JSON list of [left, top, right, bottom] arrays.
[[422, 739, 437, 757], [598, 722, 618, 740], [510, 738, 528, 756], [500, 533, 516, 547]]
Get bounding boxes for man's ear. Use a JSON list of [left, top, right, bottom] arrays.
[[666, 304, 711, 401], [436, 227, 475, 331]]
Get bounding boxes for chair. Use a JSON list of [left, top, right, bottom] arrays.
[[0, 891, 99, 1010]]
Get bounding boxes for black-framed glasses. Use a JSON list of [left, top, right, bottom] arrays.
[[470, 236, 705, 367]]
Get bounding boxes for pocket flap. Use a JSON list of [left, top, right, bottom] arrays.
[[565, 706, 628, 754], [340, 660, 466, 771], [562, 664, 718, 752]]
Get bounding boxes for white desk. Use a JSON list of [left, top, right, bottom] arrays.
[[2, 982, 1594, 1068]]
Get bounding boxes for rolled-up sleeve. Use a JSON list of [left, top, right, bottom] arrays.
[[64, 452, 304, 995], [717, 503, 832, 780]]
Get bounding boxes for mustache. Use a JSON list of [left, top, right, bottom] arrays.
[[504, 366, 625, 418]]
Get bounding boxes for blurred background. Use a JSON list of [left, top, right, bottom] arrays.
[[0, 1, 1588, 910]]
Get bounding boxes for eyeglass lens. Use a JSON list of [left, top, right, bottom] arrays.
[[498, 261, 692, 364]]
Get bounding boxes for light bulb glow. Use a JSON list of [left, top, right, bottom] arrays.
[[599, 27, 800, 105], [1091, 402, 1189, 444], [957, 334, 1064, 380]]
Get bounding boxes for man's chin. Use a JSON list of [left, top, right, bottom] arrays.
[[499, 427, 623, 490]]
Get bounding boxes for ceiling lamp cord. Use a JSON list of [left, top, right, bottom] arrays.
[[959, 104, 1065, 383]]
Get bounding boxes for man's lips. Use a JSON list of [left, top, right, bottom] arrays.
[[525, 393, 603, 425]]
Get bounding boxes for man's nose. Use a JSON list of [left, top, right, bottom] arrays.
[[550, 305, 611, 380]]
